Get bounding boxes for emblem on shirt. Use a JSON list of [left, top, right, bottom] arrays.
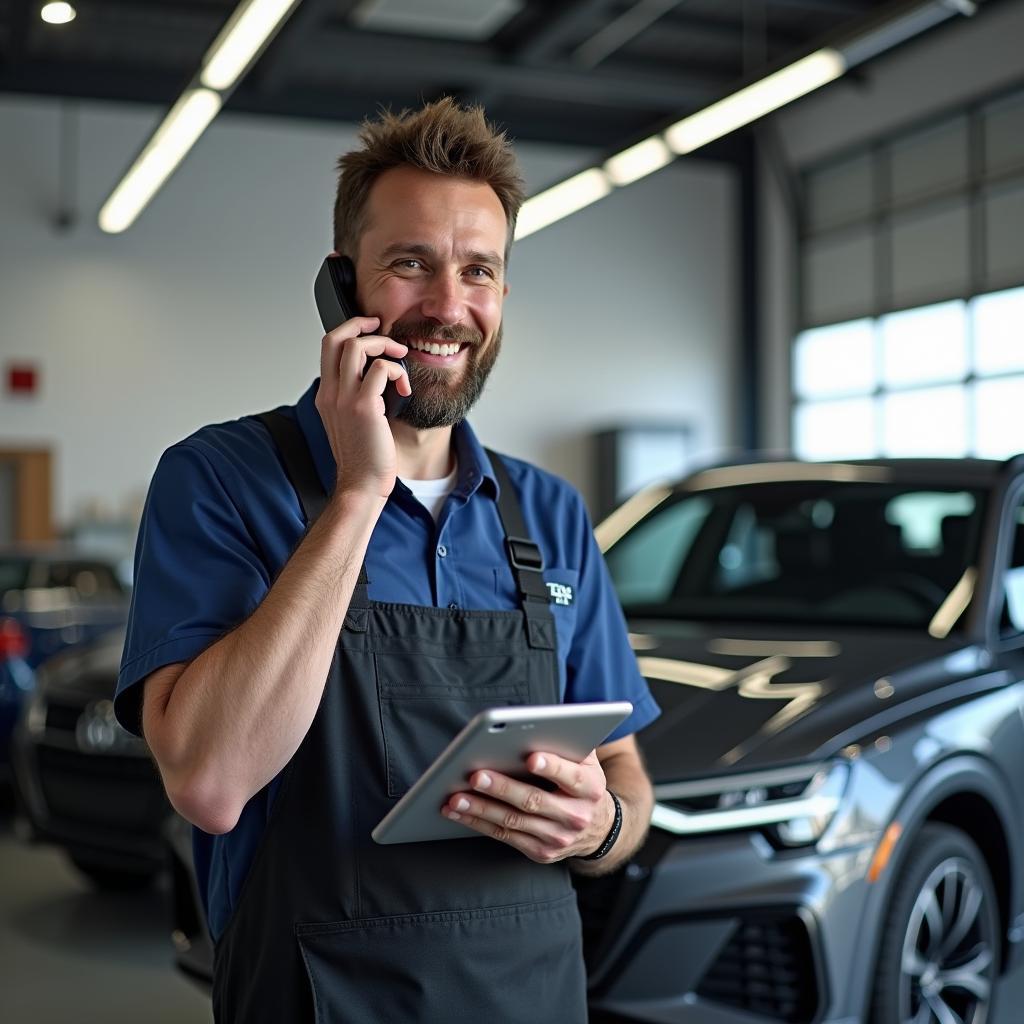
[[546, 582, 575, 607]]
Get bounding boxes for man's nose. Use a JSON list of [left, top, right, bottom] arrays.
[[420, 269, 467, 325]]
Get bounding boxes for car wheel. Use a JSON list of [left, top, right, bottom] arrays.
[[69, 855, 157, 892], [871, 823, 1000, 1024]]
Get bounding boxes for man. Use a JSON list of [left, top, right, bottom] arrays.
[[115, 98, 659, 1022]]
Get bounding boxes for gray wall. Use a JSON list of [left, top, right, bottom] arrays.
[[0, 95, 738, 529]]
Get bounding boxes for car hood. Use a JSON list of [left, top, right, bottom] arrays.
[[628, 618, 993, 783], [38, 629, 126, 703]]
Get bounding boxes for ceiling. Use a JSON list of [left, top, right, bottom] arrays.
[[0, 0, 987, 151]]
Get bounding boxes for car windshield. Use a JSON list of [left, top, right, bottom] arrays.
[[604, 480, 987, 630]]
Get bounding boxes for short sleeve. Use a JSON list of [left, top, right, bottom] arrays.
[[114, 442, 272, 735], [564, 498, 660, 742]]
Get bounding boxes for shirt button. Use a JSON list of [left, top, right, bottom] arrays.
[[437, 544, 447, 558], [448, 602, 459, 610]]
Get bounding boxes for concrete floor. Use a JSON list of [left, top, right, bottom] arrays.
[[0, 803, 211, 1024], [3, 793, 1024, 1024]]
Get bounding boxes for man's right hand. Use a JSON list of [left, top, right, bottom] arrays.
[[314, 316, 411, 502]]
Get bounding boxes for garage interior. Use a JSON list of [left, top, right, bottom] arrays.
[[1, 1, 1024, 1022]]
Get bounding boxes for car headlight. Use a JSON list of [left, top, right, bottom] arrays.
[[650, 761, 850, 848]]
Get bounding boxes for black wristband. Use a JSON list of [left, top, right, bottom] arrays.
[[578, 790, 622, 861]]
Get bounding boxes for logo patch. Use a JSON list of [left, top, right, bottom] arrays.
[[546, 581, 575, 607]]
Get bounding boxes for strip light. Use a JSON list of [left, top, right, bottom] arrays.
[[99, 0, 299, 233], [664, 49, 846, 155], [201, 0, 301, 91], [99, 90, 222, 234], [514, 168, 613, 240]]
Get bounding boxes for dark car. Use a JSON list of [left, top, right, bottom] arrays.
[[583, 456, 1024, 1024], [11, 628, 171, 889], [166, 456, 1024, 1024], [0, 547, 131, 774]]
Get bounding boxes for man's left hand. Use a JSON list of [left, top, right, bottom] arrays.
[[442, 749, 614, 864]]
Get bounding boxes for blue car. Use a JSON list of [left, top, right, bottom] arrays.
[[0, 548, 130, 777]]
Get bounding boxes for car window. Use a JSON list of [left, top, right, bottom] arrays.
[[605, 482, 986, 630], [1000, 502, 1024, 636], [604, 496, 712, 605], [0, 558, 31, 595]]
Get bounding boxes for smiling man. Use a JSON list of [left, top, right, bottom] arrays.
[[114, 99, 659, 1023]]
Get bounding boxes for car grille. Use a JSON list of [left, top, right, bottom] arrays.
[[695, 911, 818, 1023], [35, 745, 167, 834], [44, 700, 82, 733]]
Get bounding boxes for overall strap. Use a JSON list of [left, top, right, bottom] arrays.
[[485, 450, 556, 651], [257, 410, 370, 631]]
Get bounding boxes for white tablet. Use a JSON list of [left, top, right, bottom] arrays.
[[371, 701, 632, 845]]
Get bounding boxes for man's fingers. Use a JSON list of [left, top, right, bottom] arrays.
[[319, 317, 380, 391], [444, 803, 570, 864], [361, 357, 411, 399], [526, 751, 603, 799], [337, 336, 408, 383]]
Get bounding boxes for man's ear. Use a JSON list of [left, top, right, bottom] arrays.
[[503, 283, 510, 298]]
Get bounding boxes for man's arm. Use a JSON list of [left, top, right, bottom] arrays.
[[142, 491, 382, 836], [140, 319, 411, 836], [441, 733, 653, 870]]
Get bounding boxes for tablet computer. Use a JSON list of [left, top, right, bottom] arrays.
[[371, 701, 632, 845]]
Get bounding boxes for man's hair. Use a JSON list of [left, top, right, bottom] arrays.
[[333, 97, 526, 264]]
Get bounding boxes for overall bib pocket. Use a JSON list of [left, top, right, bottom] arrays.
[[375, 649, 531, 797], [296, 893, 587, 1024]]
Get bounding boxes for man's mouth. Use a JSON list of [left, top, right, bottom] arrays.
[[405, 339, 466, 358]]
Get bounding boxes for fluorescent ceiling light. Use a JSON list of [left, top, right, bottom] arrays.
[[603, 136, 674, 187], [41, 2, 76, 24], [99, 90, 223, 234], [201, 0, 300, 91], [665, 49, 846, 155], [514, 168, 613, 240]]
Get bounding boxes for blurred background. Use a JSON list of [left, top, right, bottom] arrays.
[[0, 0, 1022, 1021]]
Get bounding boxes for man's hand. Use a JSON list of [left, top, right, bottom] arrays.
[[442, 749, 616, 864], [314, 315, 412, 502]]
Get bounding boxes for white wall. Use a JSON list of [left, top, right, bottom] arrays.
[[0, 95, 738, 533], [758, 0, 1024, 450]]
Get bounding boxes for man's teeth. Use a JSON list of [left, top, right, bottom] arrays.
[[408, 340, 462, 357]]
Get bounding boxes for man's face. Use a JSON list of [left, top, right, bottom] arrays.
[[354, 166, 509, 430]]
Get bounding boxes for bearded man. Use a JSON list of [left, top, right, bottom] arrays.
[[114, 98, 659, 1023]]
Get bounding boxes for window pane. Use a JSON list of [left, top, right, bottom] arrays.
[[891, 201, 970, 309], [974, 288, 1024, 376], [794, 319, 876, 399], [882, 386, 968, 456], [794, 397, 877, 460], [973, 376, 1024, 459], [880, 301, 968, 388]]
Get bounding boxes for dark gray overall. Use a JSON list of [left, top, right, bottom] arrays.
[[211, 411, 588, 1023]]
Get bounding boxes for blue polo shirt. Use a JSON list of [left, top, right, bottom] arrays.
[[115, 379, 659, 941]]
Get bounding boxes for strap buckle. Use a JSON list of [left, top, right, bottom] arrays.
[[505, 536, 545, 572]]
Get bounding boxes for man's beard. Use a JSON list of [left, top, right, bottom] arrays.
[[388, 318, 502, 430]]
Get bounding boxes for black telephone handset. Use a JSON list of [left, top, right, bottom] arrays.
[[314, 255, 410, 418]]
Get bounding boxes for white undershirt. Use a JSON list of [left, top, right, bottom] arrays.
[[400, 462, 459, 523]]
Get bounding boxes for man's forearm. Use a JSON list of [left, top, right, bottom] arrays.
[[572, 740, 654, 876], [148, 491, 384, 833]]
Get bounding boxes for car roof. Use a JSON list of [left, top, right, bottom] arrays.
[[676, 455, 1024, 492]]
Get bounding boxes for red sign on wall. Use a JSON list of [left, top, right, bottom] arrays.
[[7, 364, 38, 396]]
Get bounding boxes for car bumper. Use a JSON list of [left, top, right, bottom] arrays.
[[11, 725, 169, 872], [584, 829, 877, 1024]]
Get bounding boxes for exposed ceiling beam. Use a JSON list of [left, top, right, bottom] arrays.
[[290, 28, 726, 110], [254, 0, 359, 96], [761, 0, 874, 12], [511, 0, 618, 62]]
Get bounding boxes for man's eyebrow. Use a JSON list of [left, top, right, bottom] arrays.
[[379, 242, 505, 272]]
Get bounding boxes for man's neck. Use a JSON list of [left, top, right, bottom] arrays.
[[392, 419, 456, 480]]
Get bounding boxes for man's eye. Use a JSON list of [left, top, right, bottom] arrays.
[[395, 259, 423, 270], [466, 266, 493, 279]]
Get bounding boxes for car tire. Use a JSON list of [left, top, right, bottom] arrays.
[[870, 823, 1000, 1024], [69, 855, 157, 892]]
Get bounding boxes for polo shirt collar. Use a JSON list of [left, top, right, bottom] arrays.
[[294, 378, 498, 500]]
